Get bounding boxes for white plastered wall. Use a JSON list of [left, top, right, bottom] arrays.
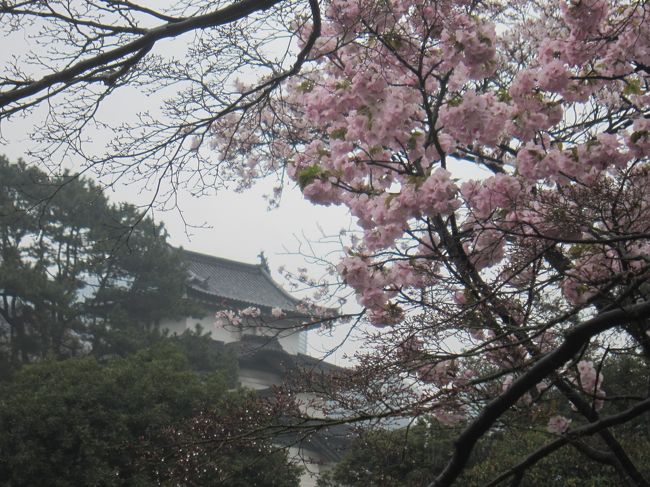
[[159, 315, 241, 343]]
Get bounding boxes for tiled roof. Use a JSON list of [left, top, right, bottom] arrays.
[[181, 249, 300, 311]]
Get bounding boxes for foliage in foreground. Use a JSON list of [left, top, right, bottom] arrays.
[[317, 421, 457, 487], [320, 353, 650, 486], [320, 417, 650, 487], [0, 338, 300, 487]]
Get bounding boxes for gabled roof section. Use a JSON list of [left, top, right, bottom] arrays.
[[181, 249, 301, 311]]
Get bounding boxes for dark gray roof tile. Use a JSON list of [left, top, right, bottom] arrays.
[[181, 249, 300, 311]]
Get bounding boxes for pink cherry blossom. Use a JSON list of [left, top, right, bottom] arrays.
[[547, 415, 572, 434], [204, 2, 650, 475]]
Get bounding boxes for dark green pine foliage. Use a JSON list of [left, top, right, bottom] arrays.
[[0, 155, 195, 370], [317, 420, 458, 487], [0, 340, 301, 486]]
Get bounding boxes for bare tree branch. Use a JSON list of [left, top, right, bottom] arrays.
[[431, 300, 650, 487], [485, 396, 650, 487], [0, 0, 287, 113]]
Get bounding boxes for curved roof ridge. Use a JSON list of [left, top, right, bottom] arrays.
[[182, 248, 265, 273], [179, 247, 301, 311]]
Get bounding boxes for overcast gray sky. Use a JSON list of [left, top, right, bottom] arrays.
[[1, 94, 362, 365], [0, 11, 369, 364]]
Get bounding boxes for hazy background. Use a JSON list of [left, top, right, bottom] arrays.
[[1, 105, 360, 366]]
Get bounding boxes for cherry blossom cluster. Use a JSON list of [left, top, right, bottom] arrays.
[[575, 360, 606, 410], [214, 306, 280, 330], [207, 0, 650, 445]]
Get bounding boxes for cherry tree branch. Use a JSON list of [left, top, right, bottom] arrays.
[[430, 300, 650, 487], [0, 0, 288, 113], [485, 396, 650, 487]]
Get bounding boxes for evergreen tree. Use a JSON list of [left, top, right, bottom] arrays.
[[0, 341, 300, 486], [0, 155, 193, 369]]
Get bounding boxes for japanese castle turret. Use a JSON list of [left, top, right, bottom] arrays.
[[161, 249, 347, 487]]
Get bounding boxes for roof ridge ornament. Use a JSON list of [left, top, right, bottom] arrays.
[[187, 269, 209, 287], [258, 251, 270, 273]]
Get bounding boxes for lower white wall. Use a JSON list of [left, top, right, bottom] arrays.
[[160, 316, 241, 344], [161, 315, 337, 487]]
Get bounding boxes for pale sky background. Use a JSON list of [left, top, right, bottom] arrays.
[[0, 14, 369, 365], [0, 9, 485, 366], [1, 92, 361, 366]]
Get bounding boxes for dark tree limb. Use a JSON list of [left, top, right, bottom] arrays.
[[551, 376, 646, 486], [0, 0, 288, 112], [485, 396, 650, 487], [429, 300, 650, 487]]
